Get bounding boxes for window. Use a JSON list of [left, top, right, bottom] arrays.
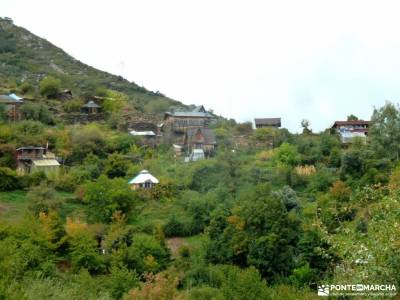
[[144, 181, 152, 188]]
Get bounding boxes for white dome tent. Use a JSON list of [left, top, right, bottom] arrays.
[[128, 170, 159, 190]]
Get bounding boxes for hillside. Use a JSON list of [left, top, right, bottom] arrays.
[[0, 17, 184, 113]]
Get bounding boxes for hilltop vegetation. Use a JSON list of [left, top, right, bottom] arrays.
[[0, 17, 183, 113]]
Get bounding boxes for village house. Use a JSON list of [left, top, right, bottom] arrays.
[[254, 118, 281, 129], [16, 146, 60, 175], [163, 105, 214, 134], [162, 105, 217, 159], [128, 170, 159, 190], [331, 120, 370, 143], [0, 94, 24, 121], [184, 127, 216, 157]]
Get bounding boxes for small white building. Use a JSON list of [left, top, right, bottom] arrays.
[[128, 170, 159, 190]]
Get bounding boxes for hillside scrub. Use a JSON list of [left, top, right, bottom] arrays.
[[0, 99, 400, 298]]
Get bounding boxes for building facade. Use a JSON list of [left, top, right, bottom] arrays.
[[16, 146, 60, 175], [331, 120, 370, 143]]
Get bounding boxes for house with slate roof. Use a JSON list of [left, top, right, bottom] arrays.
[[164, 106, 214, 133], [254, 118, 281, 129]]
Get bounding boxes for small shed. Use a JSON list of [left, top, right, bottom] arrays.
[[128, 170, 159, 190], [31, 159, 60, 175], [82, 100, 101, 114]]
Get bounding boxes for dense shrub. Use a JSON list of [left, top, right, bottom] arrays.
[[39, 76, 61, 98], [0, 167, 21, 191], [83, 175, 135, 223]]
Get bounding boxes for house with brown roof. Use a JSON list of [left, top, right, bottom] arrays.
[[331, 120, 370, 143], [254, 118, 281, 129]]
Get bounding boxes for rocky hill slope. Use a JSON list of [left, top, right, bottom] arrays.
[[0, 17, 184, 113]]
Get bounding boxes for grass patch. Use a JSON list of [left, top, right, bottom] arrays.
[[0, 190, 29, 221], [129, 198, 191, 232], [0, 190, 79, 222]]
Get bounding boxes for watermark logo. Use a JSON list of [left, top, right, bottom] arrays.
[[317, 285, 329, 296], [317, 284, 397, 297]]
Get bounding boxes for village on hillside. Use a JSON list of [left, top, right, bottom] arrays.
[[2, 13, 400, 300], [1, 89, 371, 185]]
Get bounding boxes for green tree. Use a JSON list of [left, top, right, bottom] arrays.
[[39, 76, 61, 98], [104, 152, 128, 178], [106, 264, 139, 299], [102, 90, 128, 113], [65, 218, 104, 273], [369, 101, 400, 161], [347, 114, 359, 121], [274, 142, 300, 166], [20, 102, 54, 125], [83, 175, 135, 222], [301, 119, 312, 135], [125, 234, 170, 274], [206, 188, 300, 281], [0, 167, 20, 191]]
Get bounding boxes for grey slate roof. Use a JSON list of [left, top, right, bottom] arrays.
[[165, 105, 212, 118], [193, 105, 206, 113], [186, 128, 216, 144], [254, 118, 281, 126], [165, 111, 213, 118]]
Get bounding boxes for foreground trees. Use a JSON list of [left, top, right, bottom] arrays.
[[206, 185, 300, 281]]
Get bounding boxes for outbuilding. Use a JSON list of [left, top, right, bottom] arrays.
[[128, 170, 159, 190]]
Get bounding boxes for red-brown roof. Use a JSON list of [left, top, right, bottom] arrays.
[[332, 120, 370, 127]]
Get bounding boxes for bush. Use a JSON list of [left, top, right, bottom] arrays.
[[0, 167, 21, 191], [106, 265, 139, 299], [83, 175, 135, 223], [39, 76, 61, 98], [27, 184, 62, 216], [65, 218, 104, 273], [63, 99, 83, 112], [125, 234, 170, 274], [20, 102, 54, 125], [20, 82, 34, 94], [163, 214, 190, 237]]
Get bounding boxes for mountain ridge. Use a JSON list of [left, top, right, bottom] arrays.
[[0, 16, 185, 113]]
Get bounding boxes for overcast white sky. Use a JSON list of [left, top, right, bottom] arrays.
[[2, 0, 400, 132]]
